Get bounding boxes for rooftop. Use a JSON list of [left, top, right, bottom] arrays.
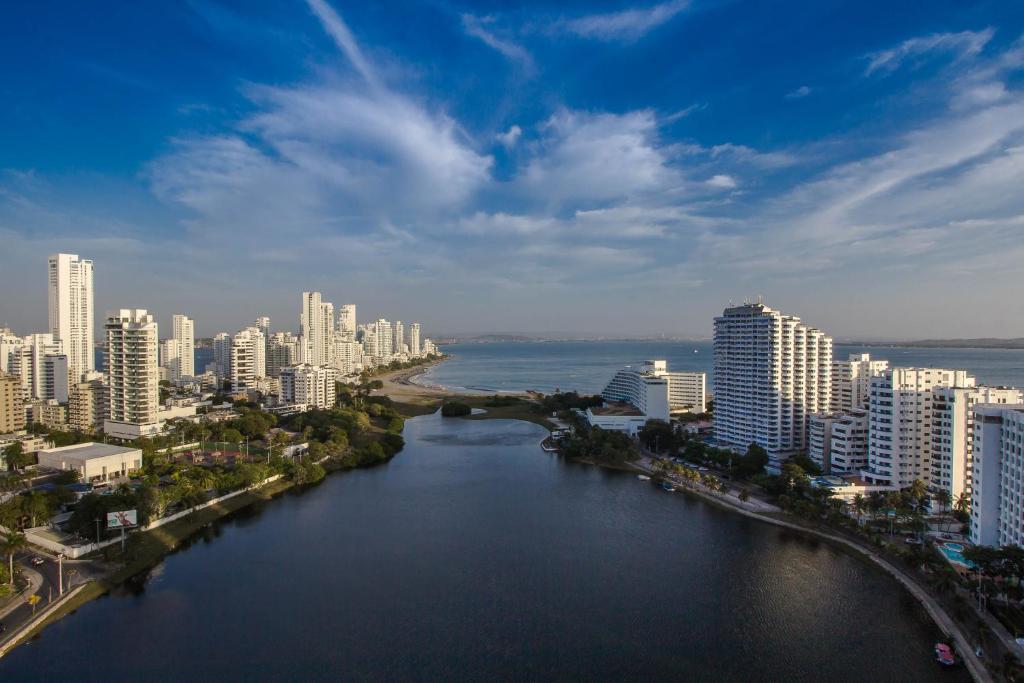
[[39, 442, 141, 460], [590, 402, 644, 417]]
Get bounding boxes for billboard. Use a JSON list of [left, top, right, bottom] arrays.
[[106, 509, 138, 529]]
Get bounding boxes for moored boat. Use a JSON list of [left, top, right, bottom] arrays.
[[660, 481, 675, 492], [637, 474, 650, 481], [935, 643, 957, 667]]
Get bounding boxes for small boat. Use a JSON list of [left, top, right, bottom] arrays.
[[660, 482, 675, 492], [935, 643, 957, 667], [637, 474, 650, 481]]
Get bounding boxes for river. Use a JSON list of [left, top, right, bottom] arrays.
[[0, 414, 968, 681]]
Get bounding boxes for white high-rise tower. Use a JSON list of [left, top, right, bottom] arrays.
[[338, 304, 356, 338], [410, 323, 421, 357], [48, 253, 94, 381], [161, 313, 195, 382], [105, 309, 160, 440], [300, 292, 334, 366], [713, 301, 832, 466]]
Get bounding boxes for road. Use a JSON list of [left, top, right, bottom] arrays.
[[0, 550, 98, 650]]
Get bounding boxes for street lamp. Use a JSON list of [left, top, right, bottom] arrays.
[[57, 552, 64, 596]]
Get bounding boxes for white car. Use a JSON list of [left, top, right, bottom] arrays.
[[30, 556, 45, 566]]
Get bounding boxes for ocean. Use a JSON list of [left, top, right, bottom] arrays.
[[422, 340, 1024, 395]]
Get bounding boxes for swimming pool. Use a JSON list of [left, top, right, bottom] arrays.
[[938, 542, 976, 569]]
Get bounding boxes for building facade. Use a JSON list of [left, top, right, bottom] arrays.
[[601, 361, 671, 422], [104, 309, 161, 440], [0, 372, 25, 434], [301, 292, 334, 367], [831, 353, 889, 412], [863, 368, 974, 489], [970, 405, 1024, 547], [69, 378, 106, 433], [279, 364, 338, 410], [712, 302, 832, 465], [827, 410, 870, 475], [931, 385, 1021, 507], [48, 253, 95, 382]]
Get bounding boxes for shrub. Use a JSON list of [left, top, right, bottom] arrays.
[[441, 401, 472, 417]]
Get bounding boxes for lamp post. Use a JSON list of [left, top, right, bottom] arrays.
[[57, 552, 64, 596]]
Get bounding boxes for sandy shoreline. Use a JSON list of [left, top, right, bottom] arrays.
[[377, 356, 534, 402]]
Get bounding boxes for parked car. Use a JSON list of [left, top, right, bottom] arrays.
[[30, 556, 45, 566]]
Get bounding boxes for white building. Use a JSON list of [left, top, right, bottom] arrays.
[[969, 405, 1024, 547], [9, 333, 63, 401], [862, 368, 974, 489], [48, 253, 94, 382], [832, 353, 889, 412], [394, 321, 404, 356], [601, 361, 671, 422], [0, 327, 21, 374], [712, 302, 832, 466], [280, 364, 338, 410], [808, 414, 836, 473], [211, 332, 231, 381], [38, 442, 143, 483], [300, 292, 334, 367], [163, 313, 195, 381], [585, 403, 650, 436], [827, 410, 870, 475], [410, 323, 421, 357], [931, 385, 1021, 507], [104, 309, 160, 440], [230, 328, 265, 392], [337, 304, 356, 338], [331, 335, 362, 376]]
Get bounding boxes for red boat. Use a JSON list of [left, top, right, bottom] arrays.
[[935, 643, 957, 667]]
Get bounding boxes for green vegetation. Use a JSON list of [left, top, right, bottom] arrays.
[[361, 354, 446, 377], [441, 401, 472, 417]]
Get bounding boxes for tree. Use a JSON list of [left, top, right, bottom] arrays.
[[852, 493, 866, 525], [734, 443, 768, 479], [934, 488, 951, 513], [22, 491, 51, 528], [1, 531, 27, 587], [906, 479, 929, 508], [3, 441, 30, 472], [638, 420, 676, 454]]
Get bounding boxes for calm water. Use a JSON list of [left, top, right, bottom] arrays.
[[424, 340, 1024, 394], [1, 414, 966, 681]]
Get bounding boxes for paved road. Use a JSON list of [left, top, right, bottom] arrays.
[[0, 550, 96, 649]]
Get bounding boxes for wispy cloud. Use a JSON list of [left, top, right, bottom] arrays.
[[461, 14, 534, 69], [305, 0, 380, 88], [563, 0, 689, 42], [864, 28, 994, 76], [706, 174, 737, 189], [496, 125, 522, 148], [785, 85, 812, 99]]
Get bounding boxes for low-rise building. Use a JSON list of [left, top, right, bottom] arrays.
[[0, 372, 26, 433], [37, 442, 143, 483], [828, 410, 870, 475], [808, 414, 836, 473], [585, 402, 649, 436], [69, 378, 106, 433], [30, 399, 68, 429]]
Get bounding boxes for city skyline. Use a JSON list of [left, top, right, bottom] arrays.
[[2, 2, 1024, 338]]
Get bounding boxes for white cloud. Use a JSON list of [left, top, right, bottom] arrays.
[[706, 174, 737, 189], [461, 14, 533, 69], [305, 0, 380, 88], [563, 0, 689, 42], [785, 85, 812, 99], [521, 109, 681, 204], [865, 28, 994, 76], [496, 124, 522, 148]]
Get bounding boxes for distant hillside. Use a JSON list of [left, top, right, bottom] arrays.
[[858, 338, 1024, 350]]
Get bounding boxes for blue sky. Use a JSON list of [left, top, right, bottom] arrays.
[[2, 0, 1023, 339]]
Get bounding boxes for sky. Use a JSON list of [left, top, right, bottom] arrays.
[[1, 0, 1023, 340]]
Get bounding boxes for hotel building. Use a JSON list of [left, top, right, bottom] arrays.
[[970, 405, 1024, 547], [863, 368, 974, 489], [713, 302, 832, 465], [831, 353, 888, 412], [280, 364, 338, 410], [48, 253, 94, 382]]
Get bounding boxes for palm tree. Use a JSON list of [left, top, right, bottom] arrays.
[[954, 492, 970, 515], [852, 493, 866, 526], [2, 531, 27, 587]]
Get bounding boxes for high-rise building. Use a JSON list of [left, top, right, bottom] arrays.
[[409, 323, 421, 357], [712, 302, 832, 465], [69, 378, 106, 433], [331, 335, 361, 376], [279, 364, 338, 409], [267, 332, 300, 378], [0, 327, 21, 374], [831, 353, 889, 412], [337, 305, 356, 338], [48, 253, 94, 382], [171, 314, 195, 380], [931, 385, 1021, 507], [211, 332, 231, 380], [394, 321, 404, 356], [254, 316, 270, 338], [104, 309, 160, 440], [969, 404, 1024, 547], [230, 328, 265, 392], [300, 292, 334, 366], [601, 362, 671, 422], [863, 368, 974, 489], [0, 372, 25, 434], [372, 319, 393, 361], [42, 353, 70, 403]]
